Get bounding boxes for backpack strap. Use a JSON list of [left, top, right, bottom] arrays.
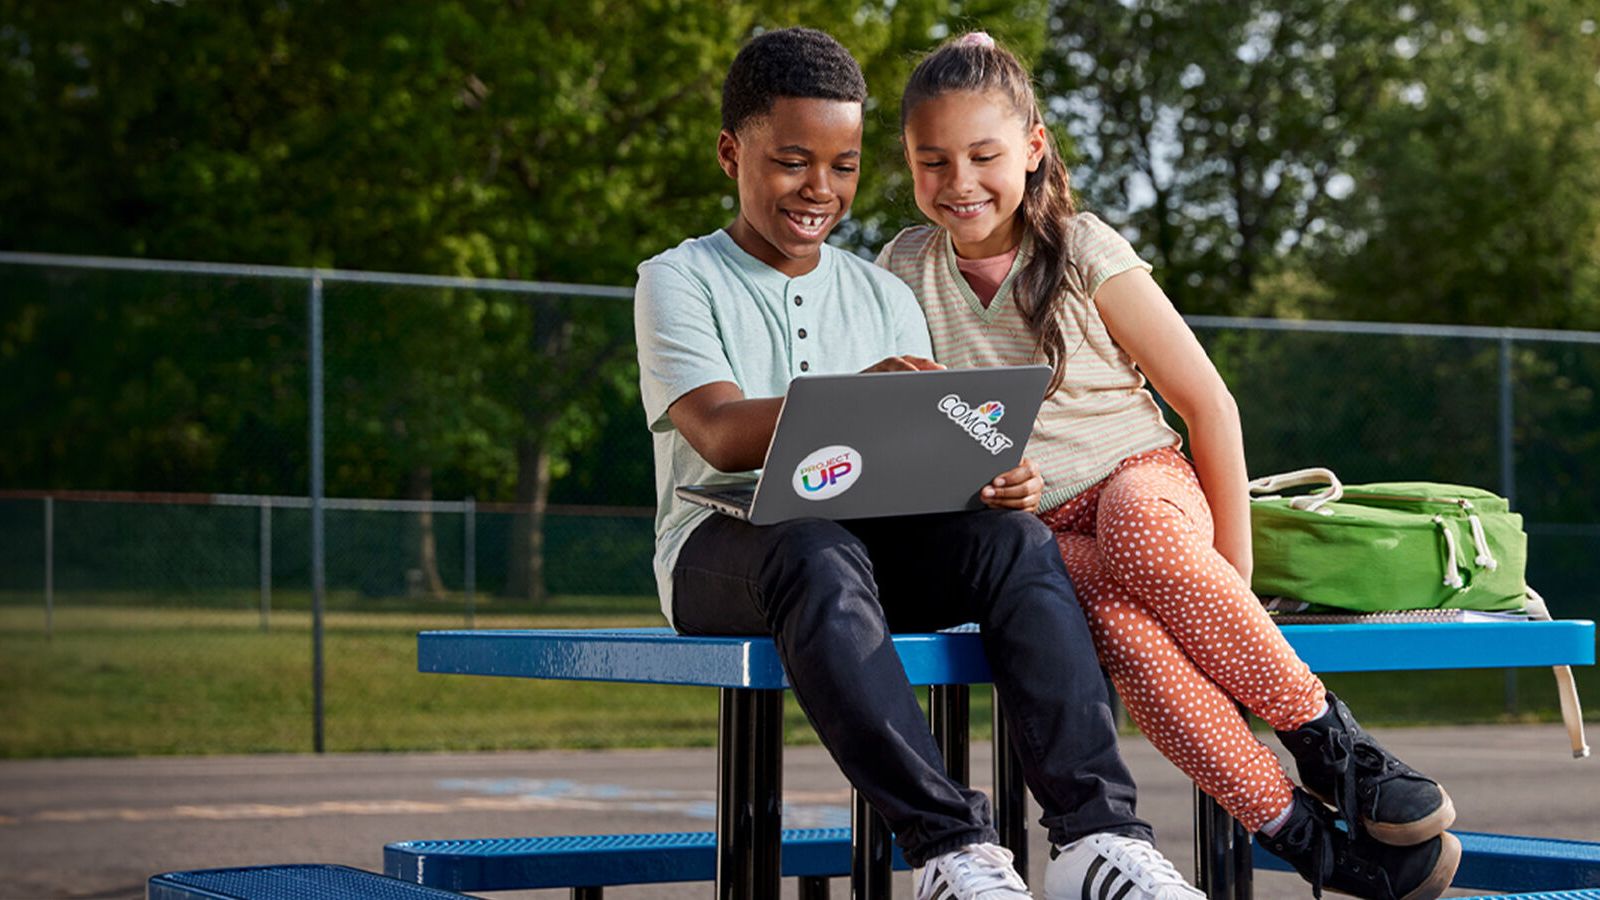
[[1247, 467, 1344, 513], [1527, 588, 1591, 759]]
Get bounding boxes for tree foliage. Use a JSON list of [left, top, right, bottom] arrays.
[[1313, 0, 1600, 328], [3, 1, 1598, 603], [0, 0, 1033, 601], [1038, 0, 1600, 328]]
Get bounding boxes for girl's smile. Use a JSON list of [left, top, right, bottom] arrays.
[[903, 90, 1047, 258]]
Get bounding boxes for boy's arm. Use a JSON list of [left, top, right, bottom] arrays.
[[670, 354, 944, 472], [635, 259, 788, 473], [667, 385, 783, 473], [639, 261, 939, 473]]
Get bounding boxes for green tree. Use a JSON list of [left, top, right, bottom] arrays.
[[1039, 0, 1413, 316], [1315, 0, 1600, 329], [1, 1, 1054, 605]]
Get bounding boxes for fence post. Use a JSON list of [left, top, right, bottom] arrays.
[[44, 496, 54, 639], [259, 500, 272, 632], [309, 276, 326, 753], [1499, 335, 1517, 715], [464, 496, 476, 629]]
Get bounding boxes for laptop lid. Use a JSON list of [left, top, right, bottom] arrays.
[[745, 364, 1050, 526]]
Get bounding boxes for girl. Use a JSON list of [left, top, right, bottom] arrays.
[[879, 32, 1460, 900]]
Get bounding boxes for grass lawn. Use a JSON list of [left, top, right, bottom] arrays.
[[1, 599, 1595, 758]]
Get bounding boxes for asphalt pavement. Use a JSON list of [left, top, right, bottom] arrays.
[[0, 724, 1595, 899]]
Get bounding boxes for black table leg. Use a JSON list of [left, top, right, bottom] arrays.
[[799, 876, 830, 900], [1193, 703, 1253, 900], [1232, 814, 1253, 900], [852, 789, 893, 900], [930, 684, 971, 786], [718, 687, 783, 900], [992, 687, 1028, 880], [1194, 785, 1234, 900]]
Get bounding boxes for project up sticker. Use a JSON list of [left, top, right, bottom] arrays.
[[792, 445, 861, 500]]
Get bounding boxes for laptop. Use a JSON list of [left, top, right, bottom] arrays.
[[675, 364, 1050, 526]]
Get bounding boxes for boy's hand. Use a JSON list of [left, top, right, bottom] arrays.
[[981, 457, 1044, 513], [861, 355, 945, 373]]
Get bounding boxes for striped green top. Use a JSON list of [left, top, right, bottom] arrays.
[[876, 213, 1180, 509]]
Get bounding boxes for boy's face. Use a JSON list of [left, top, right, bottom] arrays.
[[718, 97, 863, 277]]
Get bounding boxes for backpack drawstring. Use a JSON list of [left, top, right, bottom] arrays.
[[1433, 516, 1465, 589]]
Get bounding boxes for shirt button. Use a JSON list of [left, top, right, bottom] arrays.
[[794, 296, 803, 306], [800, 361, 810, 372], [797, 328, 807, 339]]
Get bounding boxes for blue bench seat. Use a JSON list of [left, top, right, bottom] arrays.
[[1458, 892, 1600, 900], [1465, 883, 1600, 890], [1253, 831, 1600, 893], [149, 864, 475, 899], [417, 621, 1594, 899], [384, 827, 909, 893]]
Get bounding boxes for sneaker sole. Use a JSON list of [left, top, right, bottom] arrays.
[[1399, 832, 1462, 900], [1304, 788, 1456, 846], [1318, 832, 1462, 900], [1365, 792, 1456, 846]]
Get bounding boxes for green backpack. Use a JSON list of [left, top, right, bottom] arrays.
[[1248, 468, 1528, 613]]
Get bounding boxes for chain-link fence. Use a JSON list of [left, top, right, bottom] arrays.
[[3, 251, 1597, 756]]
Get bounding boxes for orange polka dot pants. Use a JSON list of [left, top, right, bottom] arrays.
[[1040, 446, 1327, 832]]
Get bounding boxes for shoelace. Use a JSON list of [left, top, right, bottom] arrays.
[[1317, 714, 1412, 837], [943, 843, 1029, 894], [1318, 727, 1361, 837], [1281, 811, 1401, 900], [1280, 813, 1333, 899], [1091, 836, 1193, 892]]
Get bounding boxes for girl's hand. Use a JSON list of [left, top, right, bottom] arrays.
[[981, 457, 1043, 512]]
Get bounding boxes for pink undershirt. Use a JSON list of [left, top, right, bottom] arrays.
[[954, 246, 1020, 308]]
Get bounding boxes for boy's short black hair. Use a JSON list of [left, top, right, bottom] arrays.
[[721, 27, 867, 134]]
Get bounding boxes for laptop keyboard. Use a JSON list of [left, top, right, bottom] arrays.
[[694, 485, 756, 506]]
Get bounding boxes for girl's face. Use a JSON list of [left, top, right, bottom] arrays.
[[904, 90, 1047, 259]]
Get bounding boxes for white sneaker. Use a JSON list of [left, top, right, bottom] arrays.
[[915, 842, 1034, 899], [1043, 833, 1204, 900]]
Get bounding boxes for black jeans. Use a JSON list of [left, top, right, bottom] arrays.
[[671, 508, 1152, 866]]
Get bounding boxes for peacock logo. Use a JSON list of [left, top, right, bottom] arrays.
[[975, 401, 1005, 424]]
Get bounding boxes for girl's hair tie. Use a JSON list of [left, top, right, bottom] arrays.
[[955, 31, 996, 49]]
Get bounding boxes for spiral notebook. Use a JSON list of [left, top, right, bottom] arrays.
[[1265, 608, 1529, 624]]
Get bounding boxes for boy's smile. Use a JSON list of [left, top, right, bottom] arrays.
[[718, 97, 863, 277]]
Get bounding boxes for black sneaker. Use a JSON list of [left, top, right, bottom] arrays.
[[1277, 692, 1455, 845], [1258, 789, 1461, 900]]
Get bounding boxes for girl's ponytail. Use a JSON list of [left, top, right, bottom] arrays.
[[902, 35, 1084, 395]]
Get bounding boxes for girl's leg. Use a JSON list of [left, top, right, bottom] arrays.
[[1092, 449, 1326, 732], [1090, 449, 1453, 845], [1056, 530, 1294, 833]]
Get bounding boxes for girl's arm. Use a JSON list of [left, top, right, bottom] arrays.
[[1092, 268, 1254, 583]]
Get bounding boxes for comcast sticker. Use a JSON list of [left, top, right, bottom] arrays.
[[792, 445, 861, 501], [938, 394, 1015, 455]]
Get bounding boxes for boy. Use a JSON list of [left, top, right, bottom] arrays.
[[634, 26, 1202, 900]]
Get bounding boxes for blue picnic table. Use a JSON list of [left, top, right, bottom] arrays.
[[418, 619, 1595, 899]]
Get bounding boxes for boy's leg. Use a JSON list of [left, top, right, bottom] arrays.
[[847, 508, 1153, 848], [1055, 530, 1295, 833], [1092, 449, 1326, 731], [671, 513, 996, 865]]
